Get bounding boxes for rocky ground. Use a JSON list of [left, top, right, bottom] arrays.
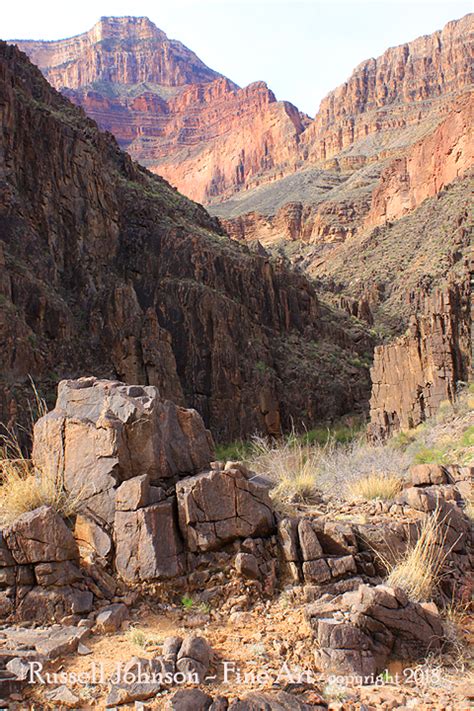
[[2, 521, 472, 710], [0, 379, 471, 709]]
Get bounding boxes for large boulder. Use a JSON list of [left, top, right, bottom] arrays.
[[32, 378, 214, 524], [176, 463, 275, 552], [307, 583, 443, 678], [115, 500, 185, 582], [3, 506, 78, 565]]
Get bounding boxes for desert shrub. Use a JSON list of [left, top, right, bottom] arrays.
[[413, 446, 447, 464], [316, 438, 411, 496], [385, 509, 449, 601], [126, 627, 148, 648], [348, 472, 403, 501], [214, 439, 253, 462], [246, 429, 411, 505]]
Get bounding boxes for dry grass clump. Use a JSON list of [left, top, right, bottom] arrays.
[[249, 435, 321, 505], [348, 472, 403, 501], [247, 430, 412, 506], [385, 509, 450, 601], [0, 430, 83, 526], [126, 626, 163, 649]]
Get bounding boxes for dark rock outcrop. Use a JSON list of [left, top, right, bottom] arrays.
[[369, 281, 471, 438], [307, 584, 443, 678], [0, 41, 372, 442]]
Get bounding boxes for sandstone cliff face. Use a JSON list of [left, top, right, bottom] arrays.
[[366, 97, 473, 226], [14, 17, 308, 206], [144, 81, 308, 204], [369, 280, 471, 439], [0, 43, 372, 442], [14, 16, 221, 87], [301, 14, 473, 164], [13, 14, 473, 214], [214, 15, 472, 261]]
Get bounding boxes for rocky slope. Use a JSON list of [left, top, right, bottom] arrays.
[[0, 42, 372, 442], [366, 96, 473, 227]]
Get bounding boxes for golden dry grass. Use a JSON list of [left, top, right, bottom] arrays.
[[249, 435, 321, 505], [385, 509, 450, 601], [349, 472, 403, 501], [0, 429, 84, 526]]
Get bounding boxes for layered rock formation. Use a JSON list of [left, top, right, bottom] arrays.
[[301, 14, 473, 164], [14, 14, 473, 213], [13, 16, 309, 205], [366, 97, 473, 227], [369, 281, 472, 438], [0, 42, 372, 441], [13, 16, 221, 87]]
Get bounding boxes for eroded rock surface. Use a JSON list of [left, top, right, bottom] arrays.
[[32, 377, 213, 524], [176, 464, 275, 552], [307, 584, 443, 677], [369, 282, 471, 438]]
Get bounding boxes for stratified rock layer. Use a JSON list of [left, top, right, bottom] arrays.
[[14, 15, 473, 208], [369, 282, 471, 438]]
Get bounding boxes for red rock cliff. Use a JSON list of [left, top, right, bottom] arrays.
[[13, 17, 308, 205], [14, 16, 221, 87], [366, 96, 473, 226], [301, 14, 473, 164]]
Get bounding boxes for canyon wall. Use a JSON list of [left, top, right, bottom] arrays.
[[13, 17, 308, 205], [369, 279, 472, 439], [13, 16, 221, 87], [367, 97, 473, 227], [16, 14, 472, 210], [300, 14, 473, 164], [0, 42, 372, 442]]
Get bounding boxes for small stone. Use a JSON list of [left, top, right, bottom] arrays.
[[95, 603, 129, 633], [234, 552, 260, 580], [165, 688, 213, 710], [45, 685, 80, 707], [6, 657, 30, 681], [78, 643, 92, 655]]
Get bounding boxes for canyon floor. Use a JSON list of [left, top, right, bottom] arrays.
[[1, 386, 472, 710]]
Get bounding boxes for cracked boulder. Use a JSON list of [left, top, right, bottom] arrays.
[[176, 635, 212, 682], [115, 499, 185, 582], [32, 377, 214, 525], [307, 583, 443, 678], [3, 506, 78, 565], [176, 464, 275, 552], [2, 506, 94, 621]]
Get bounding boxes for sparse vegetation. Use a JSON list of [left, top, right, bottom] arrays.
[[243, 426, 410, 505], [349, 472, 403, 501], [181, 594, 194, 611], [385, 509, 450, 601], [180, 595, 211, 614], [0, 445, 84, 526], [126, 626, 161, 649], [126, 627, 148, 648], [0, 382, 85, 525]]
